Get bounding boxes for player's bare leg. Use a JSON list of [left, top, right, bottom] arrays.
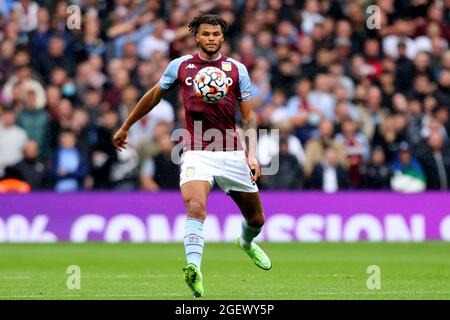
[[229, 191, 272, 270], [180, 180, 211, 297]]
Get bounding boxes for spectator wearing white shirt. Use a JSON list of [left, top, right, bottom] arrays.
[[138, 19, 175, 60], [0, 106, 28, 177], [13, 0, 39, 33], [300, 0, 324, 35], [415, 22, 449, 54], [382, 18, 417, 60], [308, 145, 352, 192], [127, 98, 175, 149]]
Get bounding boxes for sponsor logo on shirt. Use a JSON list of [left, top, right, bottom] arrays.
[[186, 63, 197, 69]]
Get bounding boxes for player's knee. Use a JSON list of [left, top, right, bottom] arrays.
[[247, 213, 265, 228], [187, 199, 206, 220]]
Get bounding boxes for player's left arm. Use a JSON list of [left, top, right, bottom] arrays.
[[239, 99, 260, 182]]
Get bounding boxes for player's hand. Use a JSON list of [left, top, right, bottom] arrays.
[[247, 158, 260, 182], [112, 127, 129, 151]]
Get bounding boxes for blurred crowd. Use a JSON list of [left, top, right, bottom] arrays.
[[0, 0, 450, 193]]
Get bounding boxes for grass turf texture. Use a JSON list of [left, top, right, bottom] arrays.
[[0, 242, 449, 300]]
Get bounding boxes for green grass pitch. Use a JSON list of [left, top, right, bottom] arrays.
[[0, 242, 449, 299]]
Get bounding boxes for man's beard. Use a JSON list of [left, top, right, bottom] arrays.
[[200, 43, 221, 56]]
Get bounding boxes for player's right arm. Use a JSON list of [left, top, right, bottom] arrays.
[[113, 55, 192, 151], [112, 56, 190, 151], [112, 84, 166, 151]]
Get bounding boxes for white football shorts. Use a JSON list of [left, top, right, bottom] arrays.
[[179, 150, 259, 194]]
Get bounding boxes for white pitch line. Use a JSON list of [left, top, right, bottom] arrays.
[[68, 274, 356, 279]]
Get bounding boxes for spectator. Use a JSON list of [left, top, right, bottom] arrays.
[[257, 121, 306, 170], [0, 1, 13, 21], [284, 77, 321, 143], [267, 136, 303, 190], [0, 105, 28, 177], [300, 0, 324, 35], [382, 18, 417, 60], [5, 140, 49, 190], [127, 97, 175, 151], [16, 89, 50, 159], [82, 13, 106, 57], [373, 114, 405, 163], [29, 7, 52, 66], [91, 110, 119, 189], [254, 29, 277, 65], [303, 118, 347, 178], [297, 35, 317, 79], [260, 89, 288, 127], [433, 105, 450, 137], [418, 132, 450, 190], [12, 0, 39, 33], [140, 133, 179, 191], [308, 145, 352, 192], [0, 40, 16, 86], [2, 65, 47, 110], [334, 118, 370, 188], [308, 73, 336, 120], [138, 19, 174, 60], [357, 86, 387, 142], [360, 146, 392, 190], [36, 36, 76, 83], [362, 38, 383, 81], [390, 142, 426, 193], [51, 129, 90, 192], [406, 98, 424, 148], [98, 107, 140, 191], [82, 87, 102, 125], [102, 68, 130, 110], [110, 145, 140, 191], [249, 57, 271, 111], [395, 41, 415, 92], [434, 68, 450, 106]]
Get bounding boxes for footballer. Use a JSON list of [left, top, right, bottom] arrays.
[[113, 12, 271, 298]]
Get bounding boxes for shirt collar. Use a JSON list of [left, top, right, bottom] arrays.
[[197, 52, 222, 61]]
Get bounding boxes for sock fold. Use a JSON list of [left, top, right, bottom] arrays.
[[240, 219, 262, 248]]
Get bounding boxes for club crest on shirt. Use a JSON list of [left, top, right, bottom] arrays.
[[221, 61, 232, 72]]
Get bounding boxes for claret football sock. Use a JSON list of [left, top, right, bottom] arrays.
[[184, 218, 205, 269]]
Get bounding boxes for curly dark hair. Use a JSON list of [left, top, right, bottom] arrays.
[[188, 12, 228, 35]]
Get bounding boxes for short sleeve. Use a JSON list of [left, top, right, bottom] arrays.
[[159, 60, 179, 90], [159, 55, 193, 90], [237, 65, 252, 101], [227, 58, 252, 101]]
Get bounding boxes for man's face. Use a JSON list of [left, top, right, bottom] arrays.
[[1, 110, 16, 127], [196, 24, 224, 55], [400, 150, 411, 165]]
